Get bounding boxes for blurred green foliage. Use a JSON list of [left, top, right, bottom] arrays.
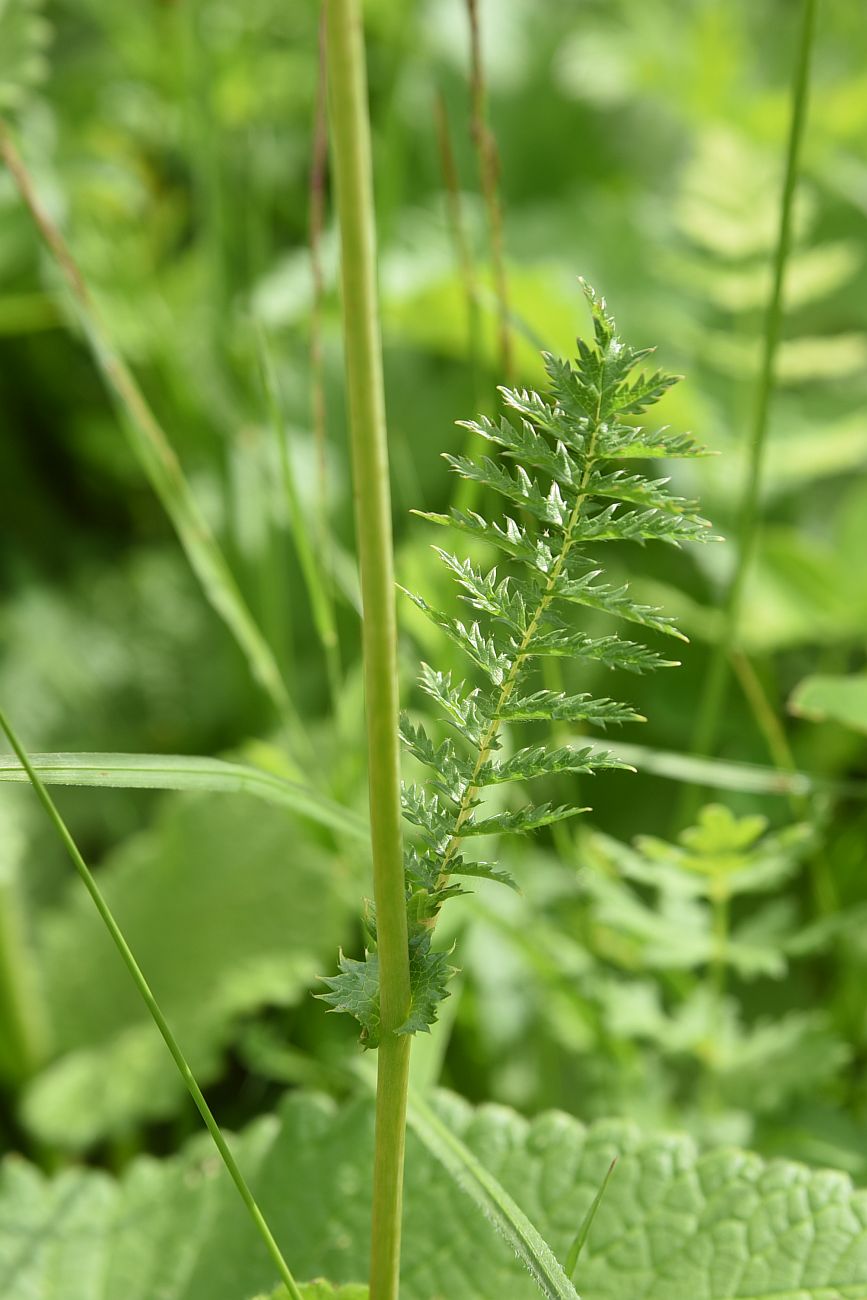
[[1, 0, 867, 1270]]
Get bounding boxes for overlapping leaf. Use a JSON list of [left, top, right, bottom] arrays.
[[3, 1089, 867, 1300]]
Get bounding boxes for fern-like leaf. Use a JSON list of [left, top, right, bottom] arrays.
[[329, 281, 714, 1044]]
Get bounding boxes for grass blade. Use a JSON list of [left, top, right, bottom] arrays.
[[407, 1089, 582, 1300], [254, 320, 342, 708], [0, 705, 304, 1300], [564, 1158, 616, 1278], [600, 741, 866, 800], [0, 122, 301, 738], [0, 751, 368, 841]]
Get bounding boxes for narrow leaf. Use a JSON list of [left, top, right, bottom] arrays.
[[0, 752, 367, 841], [406, 1090, 582, 1300], [564, 1157, 617, 1278]]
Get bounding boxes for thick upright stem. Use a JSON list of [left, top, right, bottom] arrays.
[[688, 0, 817, 769], [324, 5, 412, 1298]]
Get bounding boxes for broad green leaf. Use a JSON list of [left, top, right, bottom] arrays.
[[0, 752, 367, 841], [564, 1158, 617, 1278], [21, 792, 359, 1147], [406, 1089, 580, 1300], [4, 1089, 867, 1300], [789, 673, 867, 736]]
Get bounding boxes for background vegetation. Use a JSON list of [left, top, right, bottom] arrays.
[[1, 0, 867, 1293]]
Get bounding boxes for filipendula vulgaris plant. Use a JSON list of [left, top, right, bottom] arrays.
[[321, 280, 717, 1047]]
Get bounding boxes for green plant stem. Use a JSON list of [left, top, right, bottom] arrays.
[[310, 7, 333, 555], [466, 0, 512, 381], [0, 123, 303, 746], [730, 651, 837, 913], [433, 90, 486, 514], [0, 868, 47, 1084], [0, 706, 303, 1300], [324, 4, 412, 1298], [688, 0, 817, 770], [710, 878, 730, 999]]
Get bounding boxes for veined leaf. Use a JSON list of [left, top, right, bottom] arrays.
[[406, 1090, 581, 1300], [22, 792, 358, 1149], [5, 1089, 867, 1300]]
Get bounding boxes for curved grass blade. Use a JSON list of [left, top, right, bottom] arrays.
[[0, 123, 302, 740], [0, 705, 304, 1300], [0, 752, 368, 841], [407, 1088, 581, 1300], [254, 319, 342, 710], [564, 1158, 616, 1278]]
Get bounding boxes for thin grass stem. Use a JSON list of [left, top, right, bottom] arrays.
[[465, 0, 512, 382], [730, 650, 838, 913], [434, 91, 487, 515], [687, 0, 817, 775], [310, 8, 333, 554], [324, 4, 412, 1297], [0, 706, 303, 1300]]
